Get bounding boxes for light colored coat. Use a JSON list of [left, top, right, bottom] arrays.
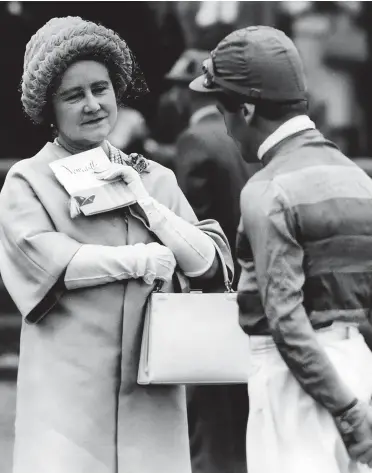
[[0, 142, 233, 473]]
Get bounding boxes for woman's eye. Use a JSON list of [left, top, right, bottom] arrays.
[[93, 86, 107, 95], [66, 93, 83, 102]]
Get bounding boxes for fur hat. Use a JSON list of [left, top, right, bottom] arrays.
[[21, 16, 148, 124]]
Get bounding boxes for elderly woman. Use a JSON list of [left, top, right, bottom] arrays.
[[0, 17, 233, 473]]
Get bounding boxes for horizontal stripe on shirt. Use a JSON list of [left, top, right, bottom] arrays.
[[237, 272, 372, 336], [303, 271, 372, 313], [238, 291, 268, 335], [248, 164, 372, 208], [237, 289, 263, 315], [237, 128, 372, 411], [237, 128, 372, 336], [295, 197, 372, 241], [304, 235, 372, 276]]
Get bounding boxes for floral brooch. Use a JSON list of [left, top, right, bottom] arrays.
[[125, 152, 149, 174]]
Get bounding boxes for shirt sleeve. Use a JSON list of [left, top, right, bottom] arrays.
[[241, 179, 356, 414]]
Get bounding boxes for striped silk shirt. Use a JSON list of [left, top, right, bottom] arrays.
[[237, 127, 372, 413]]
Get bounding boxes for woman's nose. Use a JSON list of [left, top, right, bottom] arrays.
[[84, 93, 101, 113]]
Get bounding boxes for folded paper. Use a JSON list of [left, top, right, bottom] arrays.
[[49, 147, 136, 216]]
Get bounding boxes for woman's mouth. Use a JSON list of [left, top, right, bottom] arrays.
[[82, 116, 107, 125]]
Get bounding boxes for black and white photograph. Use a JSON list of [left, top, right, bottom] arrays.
[[1, 1, 372, 472]]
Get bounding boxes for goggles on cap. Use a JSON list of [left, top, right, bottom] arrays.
[[201, 58, 216, 89], [201, 57, 244, 112], [201, 53, 263, 99]]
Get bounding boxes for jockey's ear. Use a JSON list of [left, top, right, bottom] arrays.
[[241, 103, 256, 125]]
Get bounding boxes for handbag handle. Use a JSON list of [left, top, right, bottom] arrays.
[[153, 241, 233, 293], [213, 242, 233, 293]]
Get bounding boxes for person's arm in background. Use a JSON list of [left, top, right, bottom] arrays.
[[108, 107, 148, 152], [174, 131, 214, 222]]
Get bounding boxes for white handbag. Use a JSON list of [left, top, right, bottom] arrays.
[[137, 246, 251, 385]]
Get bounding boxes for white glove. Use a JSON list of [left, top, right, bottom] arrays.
[[65, 242, 176, 290], [95, 163, 150, 203], [96, 163, 217, 278], [142, 242, 177, 284]]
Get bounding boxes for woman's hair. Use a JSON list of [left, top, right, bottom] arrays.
[[21, 16, 149, 124]]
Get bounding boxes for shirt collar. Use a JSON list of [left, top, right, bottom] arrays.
[[257, 115, 316, 161], [190, 105, 219, 126]]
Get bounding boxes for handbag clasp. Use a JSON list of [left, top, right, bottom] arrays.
[[224, 280, 234, 293]]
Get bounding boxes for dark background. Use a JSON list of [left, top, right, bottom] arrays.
[[1, 1, 370, 160]]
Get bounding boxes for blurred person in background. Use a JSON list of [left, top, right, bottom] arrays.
[[174, 1, 276, 51], [108, 106, 148, 155], [190, 25, 372, 473], [172, 50, 260, 279], [169, 49, 253, 473], [0, 16, 233, 473], [144, 1, 277, 172], [285, 1, 368, 157], [361, 1, 372, 157], [144, 50, 207, 171], [145, 84, 190, 171]]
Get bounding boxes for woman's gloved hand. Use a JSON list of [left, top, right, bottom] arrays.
[[95, 162, 217, 279], [143, 242, 177, 284], [64, 242, 177, 290], [95, 163, 150, 203]]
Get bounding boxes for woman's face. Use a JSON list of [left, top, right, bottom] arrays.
[[52, 60, 118, 148]]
